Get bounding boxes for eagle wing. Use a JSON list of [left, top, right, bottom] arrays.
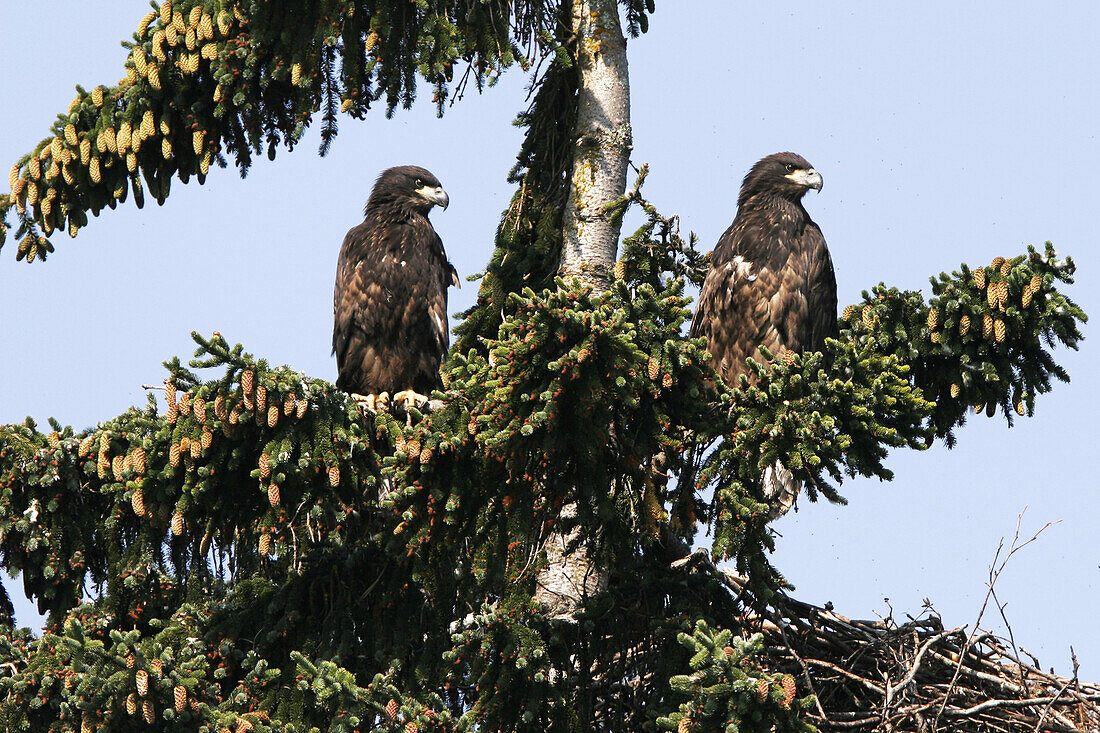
[[692, 220, 790, 383], [804, 221, 838, 352], [692, 216, 837, 384], [333, 217, 455, 395]]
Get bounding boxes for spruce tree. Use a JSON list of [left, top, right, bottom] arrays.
[[0, 2, 1089, 731]]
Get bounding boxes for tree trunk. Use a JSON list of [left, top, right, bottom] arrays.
[[558, 0, 632, 292], [535, 0, 631, 618]]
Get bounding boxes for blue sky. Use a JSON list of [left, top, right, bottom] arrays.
[[2, 3, 1097, 678]]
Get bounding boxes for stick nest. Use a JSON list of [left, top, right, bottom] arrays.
[[723, 569, 1100, 732]]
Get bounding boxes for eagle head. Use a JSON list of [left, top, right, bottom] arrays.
[[366, 165, 450, 218], [739, 152, 822, 208]]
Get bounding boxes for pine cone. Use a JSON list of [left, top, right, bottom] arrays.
[[842, 303, 856, 321], [930, 330, 941, 343], [862, 304, 874, 328], [133, 446, 146, 474], [171, 511, 184, 536], [959, 314, 971, 336], [986, 282, 997, 308], [647, 357, 660, 380], [291, 62, 302, 86], [152, 30, 167, 61], [79, 435, 95, 458], [662, 372, 673, 388], [950, 383, 961, 398], [268, 483, 280, 507], [126, 654, 135, 669], [259, 453, 271, 478], [179, 392, 192, 415], [406, 439, 421, 459], [284, 393, 295, 415], [64, 124, 78, 146], [126, 693, 138, 715], [974, 267, 986, 289], [982, 314, 994, 339], [169, 442, 181, 467], [136, 668, 149, 696], [756, 677, 770, 702], [678, 717, 691, 733], [47, 430, 60, 449], [143, 699, 155, 723], [199, 12, 213, 39], [780, 674, 797, 707], [174, 685, 187, 712], [1030, 274, 1042, 291], [217, 9, 230, 35], [215, 394, 227, 420], [193, 129, 204, 155], [190, 438, 201, 458], [614, 260, 626, 280], [296, 398, 308, 419], [150, 658, 162, 675], [259, 533, 272, 555], [1015, 400, 1026, 416], [112, 454, 125, 480], [132, 488, 146, 517], [89, 156, 102, 183], [92, 86, 104, 107], [241, 370, 254, 395], [237, 719, 254, 732], [386, 699, 399, 721], [328, 465, 340, 487], [405, 723, 418, 733], [256, 384, 267, 411], [1022, 286, 1034, 308], [395, 435, 406, 453], [420, 448, 433, 464], [926, 307, 938, 329], [267, 404, 278, 428], [994, 319, 1006, 342]]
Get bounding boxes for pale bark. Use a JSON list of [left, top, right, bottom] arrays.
[[558, 0, 632, 292], [535, 0, 631, 618]]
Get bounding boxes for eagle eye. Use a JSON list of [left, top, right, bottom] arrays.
[[784, 163, 794, 172], [415, 178, 424, 188]]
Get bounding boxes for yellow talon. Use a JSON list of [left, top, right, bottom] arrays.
[[393, 389, 430, 411], [351, 392, 389, 413]]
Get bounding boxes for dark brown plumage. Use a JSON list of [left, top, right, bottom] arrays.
[[332, 165, 457, 403], [691, 152, 837, 384], [691, 152, 837, 518]]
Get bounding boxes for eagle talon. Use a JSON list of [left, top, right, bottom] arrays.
[[351, 392, 389, 413], [393, 389, 430, 412]]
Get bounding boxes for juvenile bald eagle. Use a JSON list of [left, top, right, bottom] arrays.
[[333, 165, 457, 410], [691, 152, 837, 517]]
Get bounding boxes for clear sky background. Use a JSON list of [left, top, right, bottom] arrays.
[[2, 3, 1097, 678]]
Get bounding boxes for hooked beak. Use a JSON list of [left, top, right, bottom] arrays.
[[785, 168, 823, 191], [419, 184, 450, 210]]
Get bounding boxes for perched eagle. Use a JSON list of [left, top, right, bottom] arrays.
[[691, 152, 837, 517], [332, 165, 457, 410]]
